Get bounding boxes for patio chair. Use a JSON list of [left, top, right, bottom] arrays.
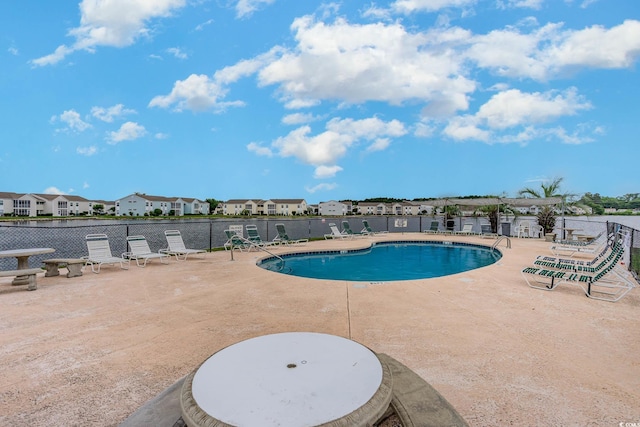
[[361, 219, 388, 235], [514, 220, 531, 238], [521, 241, 635, 302], [83, 234, 130, 273], [454, 223, 477, 235], [423, 220, 440, 234], [341, 221, 366, 237], [125, 235, 170, 267], [272, 223, 308, 245], [480, 224, 498, 239], [324, 223, 350, 239], [554, 231, 604, 246], [245, 225, 277, 249], [228, 224, 244, 239], [160, 230, 206, 261], [444, 219, 456, 234], [224, 229, 251, 251], [550, 232, 607, 257], [533, 232, 620, 270]]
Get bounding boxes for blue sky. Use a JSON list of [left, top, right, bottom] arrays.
[[1, 0, 639, 204]]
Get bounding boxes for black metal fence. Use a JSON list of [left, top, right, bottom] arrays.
[[1, 216, 638, 282]]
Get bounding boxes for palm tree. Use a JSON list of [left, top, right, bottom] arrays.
[[518, 177, 566, 235], [518, 177, 565, 199], [475, 203, 517, 234]]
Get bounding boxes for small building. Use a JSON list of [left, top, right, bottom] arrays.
[[115, 193, 208, 216], [356, 202, 387, 215], [318, 200, 351, 216]]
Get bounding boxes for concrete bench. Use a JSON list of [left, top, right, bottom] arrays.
[[0, 268, 43, 291], [377, 353, 469, 427], [43, 258, 85, 278]]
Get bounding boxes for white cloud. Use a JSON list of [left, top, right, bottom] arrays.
[[167, 47, 188, 59], [443, 115, 490, 142], [546, 20, 640, 70], [361, 5, 392, 20], [149, 49, 282, 112], [261, 116, 406, 176], [31, 0, 186, 66], [326, 117, 407, 140], [107, 121, 147, 144], [476, 88, 591, 129], [149, 74, 227, 111], [8, 46, 19, 55], [443, 88, 594, 144], [83, 182, 90, 189], [77, 146, 98, 156], [91, 104, 136, 122], [53, 110, 92, 132], [467, 20, 640, 80], [258, 17, 475, 112], [195, 19, 214, 31], [305, 183, 338, 193], [366, 138, 391, 152], [496, 0, 543, 9], [314, 165, 343, 178], [282, 112, 318, 125], [44, 187, 64, 195], [155, 132, 169, 139], [414, 122, 436, 138], [391, 0, 476, 14], [247, 142, 273, 156], [580, 0, 599, 8], [545, 126, 595, 145], [272, 126, 352, 166], [235, 0, 275, 18]]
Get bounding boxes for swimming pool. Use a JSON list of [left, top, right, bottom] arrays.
[[258, 241, 501, 281]]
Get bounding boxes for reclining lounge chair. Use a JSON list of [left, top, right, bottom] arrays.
[[125, 235, 170, 267], [83, 233, 130, 273], [161, 230, 207, 260]]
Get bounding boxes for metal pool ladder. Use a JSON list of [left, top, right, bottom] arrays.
[[229, 235, 286, 271], [492, 236, 511, 250]]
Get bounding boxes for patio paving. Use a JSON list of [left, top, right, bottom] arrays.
[[1, 233, 638, 426]]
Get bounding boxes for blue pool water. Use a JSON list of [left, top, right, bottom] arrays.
[[258, 241, 501, 281]]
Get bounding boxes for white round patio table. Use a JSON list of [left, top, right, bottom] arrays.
[[180, 332, 392, 427]]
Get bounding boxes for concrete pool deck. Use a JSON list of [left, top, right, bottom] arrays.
[[1, 233, 639, 426]]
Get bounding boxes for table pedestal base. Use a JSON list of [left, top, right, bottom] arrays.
[[12, 275, 37, 290]]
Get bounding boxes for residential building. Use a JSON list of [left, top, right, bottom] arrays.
[[318, 200, 351, 216], [114, 193, 209, 217], [271, 199, 308, 215], [223, 199, 258, 215], [221, 198, 308, 216], [355, 202, 387, 215]]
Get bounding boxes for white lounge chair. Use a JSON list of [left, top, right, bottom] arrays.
[[83, 234, 130, 273], [324, 223, 350, 239], [160, 230, 206, 260], [550, 234, 606, 257], [454, 223, 477, 235], [125, 235, 170, 267]]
